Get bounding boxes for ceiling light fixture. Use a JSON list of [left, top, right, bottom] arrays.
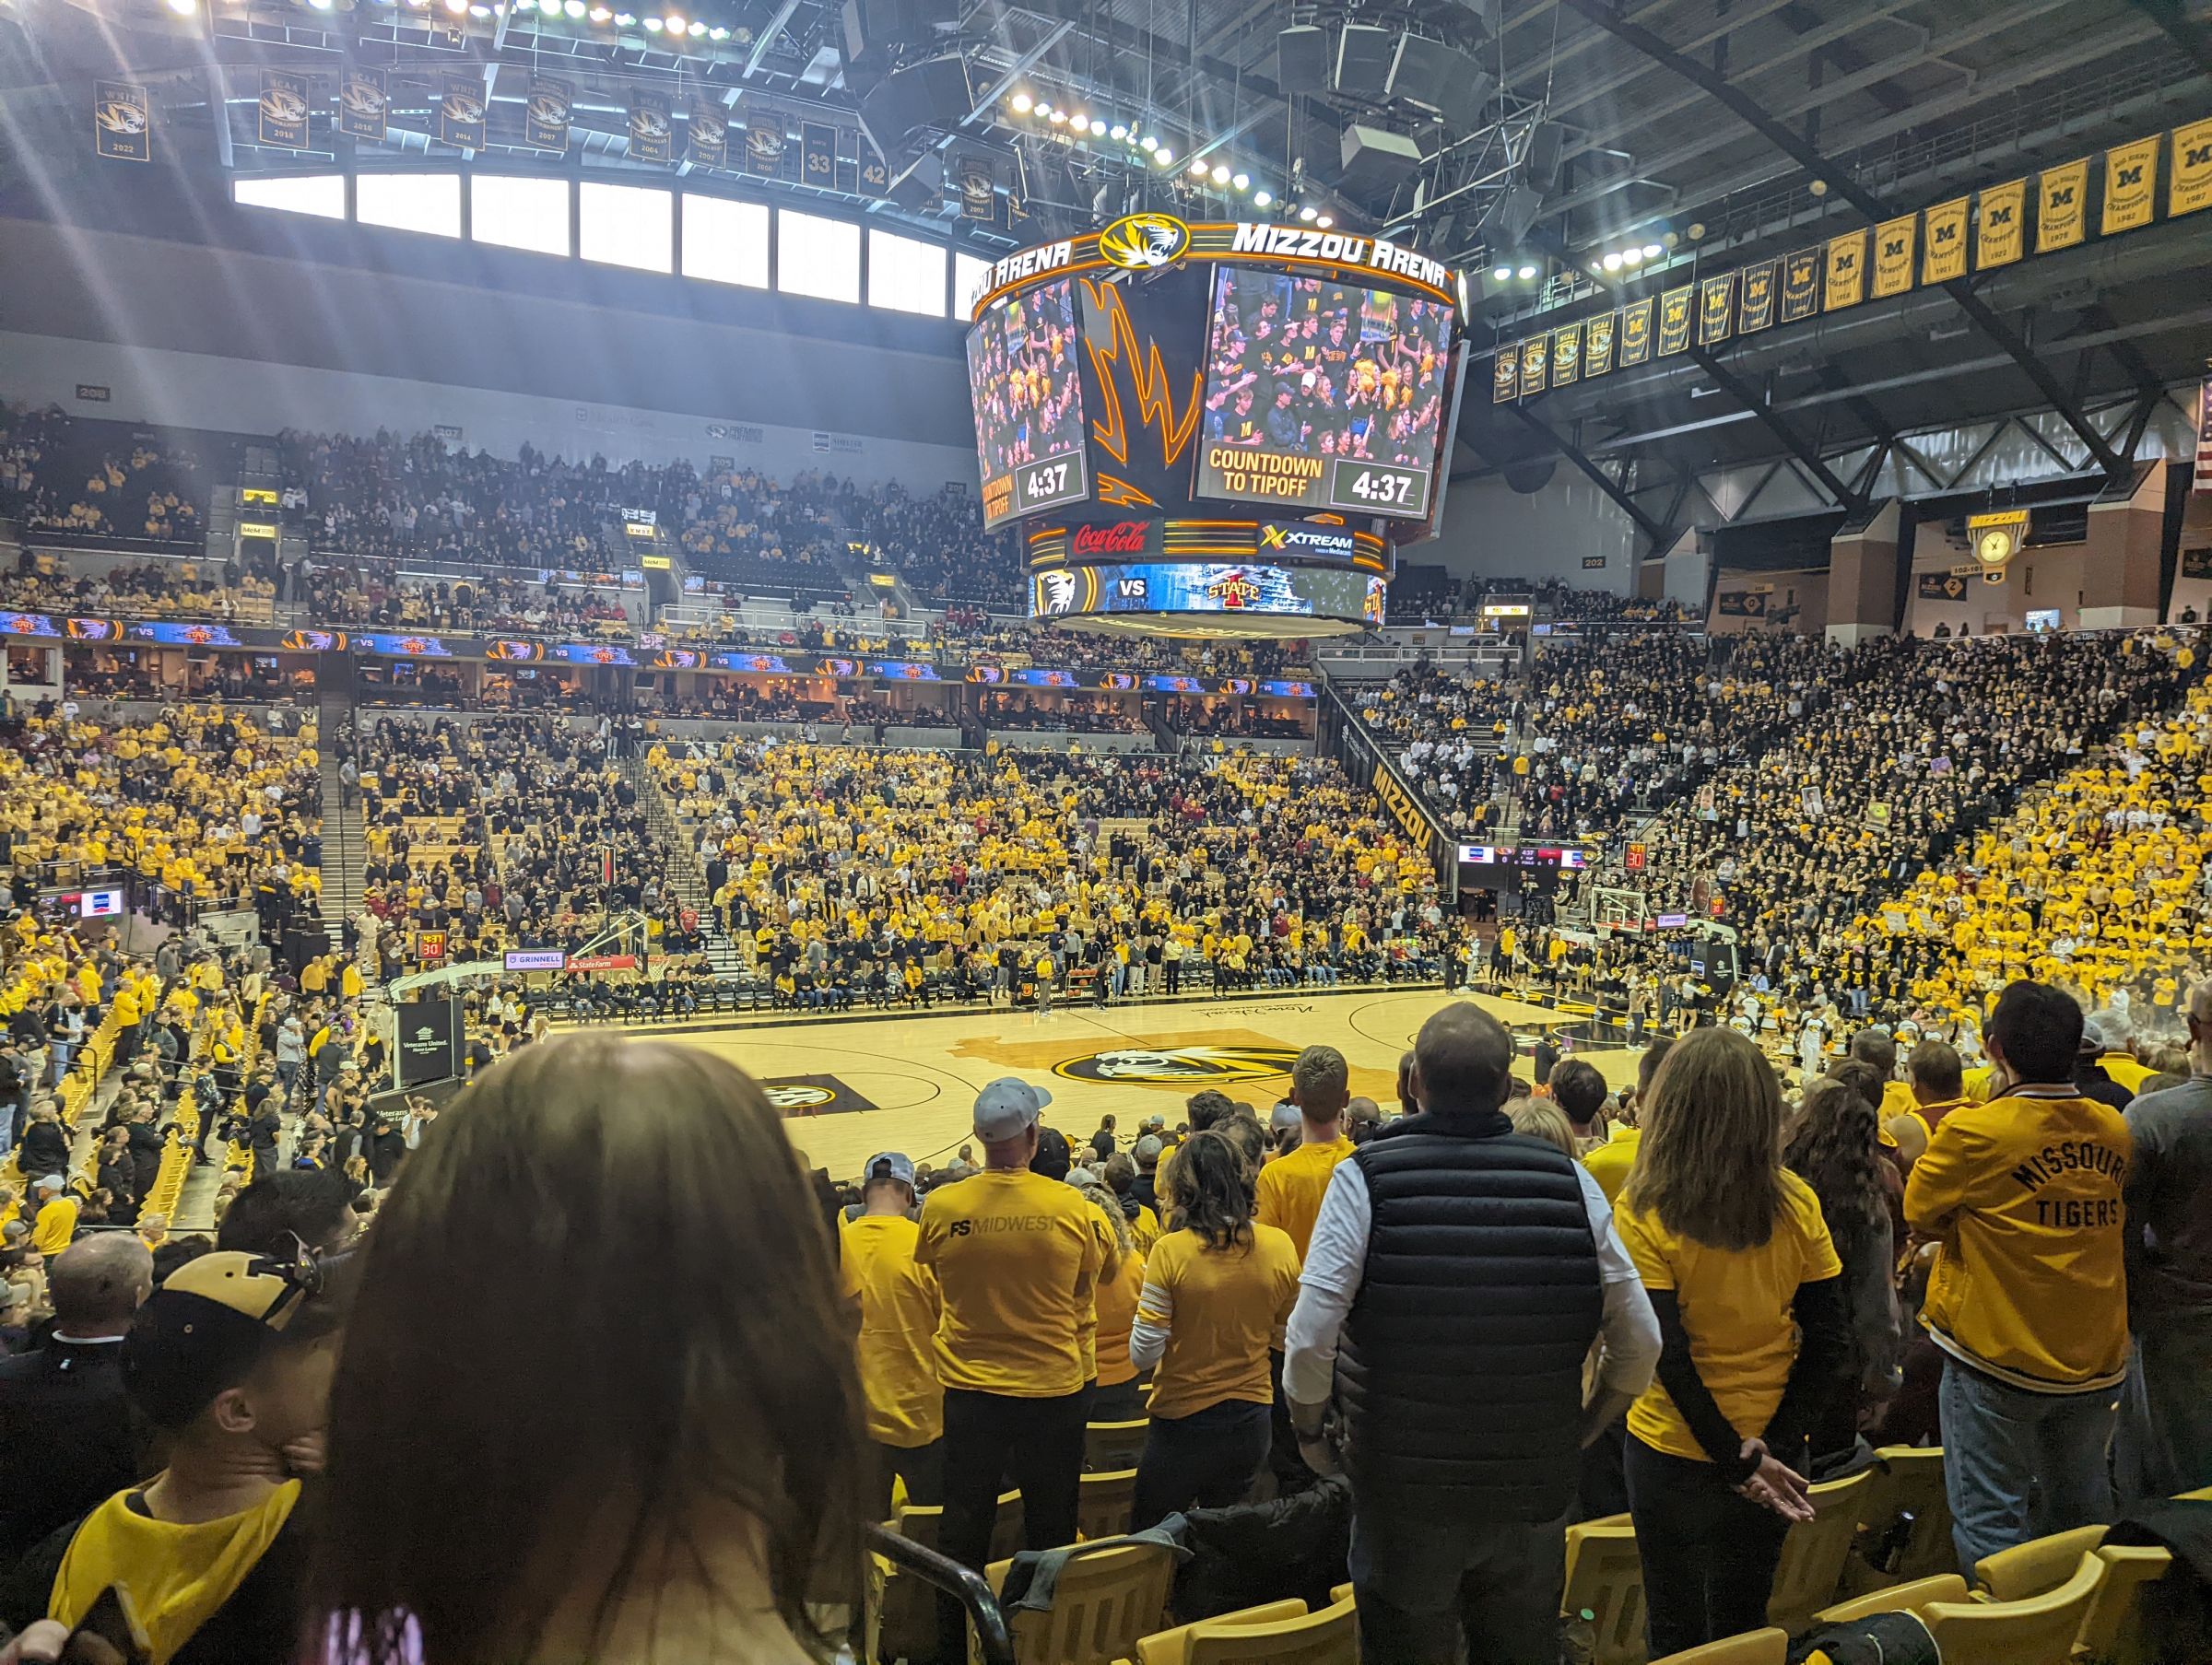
[[1230, 171, 1249, 189], [1300, 205, 1319, 223], [1492, 264, 1512, 279], [1109, 123, 1125, 139], [1516, 261, 1537, 278], [1152, 148, 1172, 167], [1316, 214, 1333, 229], [1253, 189, 1272, 206], [1210, 163, 1230, 184], [1010, 91, 1031, 112], [1641, 242, 1663, 260]]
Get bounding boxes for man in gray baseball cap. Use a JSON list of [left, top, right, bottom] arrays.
[[842, 1150, 943, 1513]]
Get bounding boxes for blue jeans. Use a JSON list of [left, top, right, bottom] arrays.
[[1349, 1493, 1566, 1665], [1940, 1355, 2115, 1571], [2115, 1319, 2212, 1505]]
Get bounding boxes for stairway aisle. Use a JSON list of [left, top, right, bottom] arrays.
[[314, 658, 366, 956], [622, 754, 745, 976]]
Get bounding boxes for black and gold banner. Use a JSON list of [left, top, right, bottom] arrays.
[[1698, 272, 1735, 346], [1583, 311, 1617, 376], [1978, 178, 2026, 268], [745, 112, 784, 177], [1872, 213, 1915, 299], [2037, 158, 2088, 252], [524, 76, 571, 152], [1922, 196, 1969, 284], [1716, 591, 1769, 618], [439, 74, 485, 149], [1551, 322, 1582, 386], [337, 67, 387, 142], [689, 100, 727, 167], [2171, 117, 2212, 217], [1493, 344, 1521, 404], [1520, 332, 1549, 396], [1619, 298, 1653, 366], [93, 80, 151, 162], [858, 137, 890, 197], [1780, 248, 1821, 321], [1917, 572, 1972, 602], [258, 69, 312, 150], [959, 158, 996, 222], [1657, 285, 1694, 356], [1738, 260, 1776, 334], [1824, 229, 1866, 310], [802, 122, 837, 187], [2102, 135, 2159, 234], [630, 88, 673, 163]]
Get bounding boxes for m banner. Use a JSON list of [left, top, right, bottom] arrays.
[[93, 81, 151, 162], [1824, 229, 1867, 310], [2038, 158, 2089, 252], [1658, 285, 1694, 355], [338, 67, 387, 142], [1551, 322, 1582, 386], [1780, 248, 1821, 321], [258, 69, 312, 149], [2102, 135, 2159, 234], [1492, 344, 1521, 404], [1699, 273, 1735, 346], [688, 100, 727, 167], [629, 88, 672, 162], [1738, 260, 1776, 334], [523, 76, 571, 151], [1923, 196, 1970, 284], [1520, 332, 1549, 396], [802, 122, 837, 188], [1872, 214, 1916, 299], [1583, 311, 1617, 375], [1978, 178, 2026, 267], [2171, 117, 2212, 217], [439, 74, 486, 149], [1618, 298, 1654, 365], [746, 112, 784, 176]]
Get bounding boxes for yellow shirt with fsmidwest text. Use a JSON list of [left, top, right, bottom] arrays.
[[916, 1169, 1107, 1398]]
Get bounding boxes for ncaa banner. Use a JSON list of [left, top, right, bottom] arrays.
[[2037, 158, 2088, 252], [1519, 331, 1548, 396], [1823, 229, 1867, 310], [858, 137, 889, 196], [801, 122, 836, 188], [93, 81, 151, 162], [629, 88, 672, 163], [524, 76, 571, 152], [1737, 260, 1776, 334], [745, 111, 784, 177], [1657, 284, 1694, 355], [1922, 196, 1969, 284], [1978, 178, 2026, 267], [439, 74, 485, 149], [1492, 344, 1521, 405], [1583, 311, 1617, 376], [688, 99, 727, 167], [337, 66, 387, 141], [1550, 322, 1581, 387], [2102, 135, 2159, 233], [1698, 272, 1734, 346], [1779, 248, 1821, 321], [959, 159, 996, 222], [1872, 213, 1915, 298], [2171, 117, 2212, 217], [258, 69, 312, 150], [1618, 297, 1654, 366]]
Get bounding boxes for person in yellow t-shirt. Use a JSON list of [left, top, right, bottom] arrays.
[[1613, 1027, 1849, 1659], [1883, 1039, 1968, 1171], [1071, 1174, 1147, 1422], [841, 1151, 945, 1511], [915, 1079, 1105, 1577], [1129, 1129, 1300, 1529], [30, 1176, 80, 1253], [1255, 1044, 1354, 1261], [1583, 1038, 1668, 1205]]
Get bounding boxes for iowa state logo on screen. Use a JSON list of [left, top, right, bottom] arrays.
[[1098, 212, 1192, 270]]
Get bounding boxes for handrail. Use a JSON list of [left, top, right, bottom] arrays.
[[864, 1525, 1015, 1665]]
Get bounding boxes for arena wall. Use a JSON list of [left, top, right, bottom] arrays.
[[1423, 472, 1639, 593]]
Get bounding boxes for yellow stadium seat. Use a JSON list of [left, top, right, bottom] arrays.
[[2076, 1543, 2171, 1665], [1650, 1626, 1789, 1665], [1814, 1554, 2112, 1665], [1077, 1468, 1136, 1542], [1085, 1419, 1150, 1473], [1766, 1468, 1872, 1634], [1561, 1513, 1646, 1665], [864, 1490, 1024, 1665], [1812, 1573, 1971, 1627], [1976, 1525, 2108, 1602], [1328, 1583, 1352, 1605], [1131, 1599, 1308, 1665], [978, 1541, 1177, 1665], [1171, 1593, 1357, 1665], [1841, 1447, 1954, 1594]]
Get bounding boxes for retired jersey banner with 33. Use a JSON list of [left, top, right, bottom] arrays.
[[439, 75, 486, 149], [802, 122, 837, 188], [338, 66, 387, 142], [1872, 214, 1916, 299], [1698, 273, 1735, 346], [1922, 196, 1969, 284], [524, 76, 571, 151], [688, 100, 727, 167], [1978, 178, 2026, 267], [1737, 261, 1777, 334], [2171, 117, 2212, 217], [1658, 285, 1695, 355], [2038, 158, 2089, 252], [1492, 344, 1521, 404], [1583, 311, 1617, 376], [2102, 135, 2159, 234], [630, 88, 673, 163], [1520, 332, 1549, 396], [258, 69, 312, 149], [1824, 229, 1867, 310], [1618, 298, 1654, 366], [93, 81, 151, 162], [1780, 248, 1821, 321]]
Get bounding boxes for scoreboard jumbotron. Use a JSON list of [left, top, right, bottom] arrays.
[[964, 212, 1468, 638]]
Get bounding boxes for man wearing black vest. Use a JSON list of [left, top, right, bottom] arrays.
[[1285, 1004, 1660, 1664]]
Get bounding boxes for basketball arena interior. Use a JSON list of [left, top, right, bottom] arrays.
[[3, 0, 2212, 1658]]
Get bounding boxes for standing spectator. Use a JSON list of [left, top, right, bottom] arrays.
[[1128, 1131, 1300, 1527], [1256, 1045, 1354, 1261], [1073, 1174, 1147, 1421], [1905, 980, 2131, 1569], [1615, 1027, 1850, 1658], [29, 1175, 77, 1254], [18, 1106, 69, 1185], [1884, 1039, 1967, 1170], [841, 1152, 944, 1511], [1088, 1115, 1117, 1164], [1549, 1059, 1611, 1156], [1284, 1005, 1658, 1665], [2117, 979, 2212, 1502]]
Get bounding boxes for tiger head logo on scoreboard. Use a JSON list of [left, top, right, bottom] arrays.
[[1098, 213, 1193, 271]]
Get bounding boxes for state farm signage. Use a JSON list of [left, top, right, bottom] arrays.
[[1069, 520, 1160, 559]]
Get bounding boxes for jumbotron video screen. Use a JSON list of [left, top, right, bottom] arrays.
[[1195, 267, 1455, 519], [966, 276, 1089, 531]]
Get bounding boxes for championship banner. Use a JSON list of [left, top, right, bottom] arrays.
[[338, 66, 388, 142], [438, 74, 485, 149], [1583, 311, 1617, 376], [1519, 331, 1548, 396], [959, 159, 996, 222], [1618, 298, 1654, 365], [1780, 248, 1821, 321], [2102, 135, 2159, 234], [1657, 285, 1694, 355], [2195, 376, 2212, 494], [688, 100, 727, 167], [801, 122, 836, 188], [1922, 196, 1969, 284], [1823, 229, 1866, 310], [1551, 322, 1582, 387], [258, 69, 312, 150], [1698, 272, 1735, 346], [745, 111, 784, 177], [2171, 117, 2212, 217], [1978, 178, 2026, 268], [93, 81, 151, 162], [2037, 158, 2088, 252], [525, 76, 571, 152], [1492, 344, 1521, 404], [858, 137, 889, 196], [1872, 213, 1916, 299], [1738, 260, 1776, 334], [629, 88, 672, 163]]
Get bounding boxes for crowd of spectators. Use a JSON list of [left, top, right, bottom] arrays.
[[0, 555, 276, 624], [0, 407, 211, 546], [977, 693, 1147, 734], [286, 560, 633, 639]]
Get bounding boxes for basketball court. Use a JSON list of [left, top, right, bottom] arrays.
[[632, 986, 1647, 1178]]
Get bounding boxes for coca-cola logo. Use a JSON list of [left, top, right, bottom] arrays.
[[1071, 521, 1152, 557]]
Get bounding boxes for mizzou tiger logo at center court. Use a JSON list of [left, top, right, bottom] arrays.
[[1053, 1045, 1301, 1085]]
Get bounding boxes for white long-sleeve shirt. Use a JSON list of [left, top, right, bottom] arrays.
[[1282, 1155, 1660, 1409]]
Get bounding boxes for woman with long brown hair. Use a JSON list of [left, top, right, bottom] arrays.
[[1615, 1027, 1850, 1659], [310, 1035, 866, 1665]]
